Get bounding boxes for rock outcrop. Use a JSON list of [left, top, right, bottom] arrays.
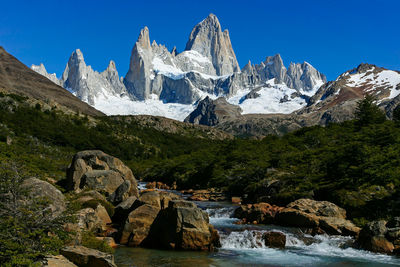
[[184, 96, 242, 126], [61, 246, 117, 267], [117, 190, 182, 247], [262, 231, 286, 249], [22, 178, 66, 216], [44, 255, 77, 267], [66, 150, 138, 198], [276, 199, 360, 236], [145, 200, 220, 250], [119, 203, 160, 246], [357, 219, 400, 254], [234, 202, 283, 224]]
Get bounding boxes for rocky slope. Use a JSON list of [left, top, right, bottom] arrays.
[[0, 46, 103, 117], [187, 63, 400, 137]]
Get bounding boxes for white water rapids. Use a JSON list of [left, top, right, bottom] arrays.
[[202, 202, 400, 267]]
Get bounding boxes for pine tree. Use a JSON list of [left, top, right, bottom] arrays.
[[354, 94, 386, 126]]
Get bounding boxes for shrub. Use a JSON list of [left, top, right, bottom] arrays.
[[81, 231, 114, 254]]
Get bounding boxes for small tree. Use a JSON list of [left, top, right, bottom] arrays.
[[355, 94, 386, 126], [0, 163, 71, 266]]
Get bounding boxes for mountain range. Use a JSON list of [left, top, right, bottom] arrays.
[[31, 14, 327, 120], [23, 13, 400, 137]]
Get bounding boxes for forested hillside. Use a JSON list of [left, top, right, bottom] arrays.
[[1, 93, 399, 225]]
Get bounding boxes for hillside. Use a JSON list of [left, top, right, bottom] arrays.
[[0, 47, 103, 117]]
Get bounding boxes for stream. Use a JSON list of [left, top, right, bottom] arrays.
[[115, 185, 400, 266]]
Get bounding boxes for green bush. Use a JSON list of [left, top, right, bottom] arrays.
[[81, 231, 114, 254]]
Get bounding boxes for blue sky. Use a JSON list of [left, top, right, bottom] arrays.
[[1, 0, 399, 81]]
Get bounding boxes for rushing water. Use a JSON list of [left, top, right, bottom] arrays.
[[115, 186, 400, 266]]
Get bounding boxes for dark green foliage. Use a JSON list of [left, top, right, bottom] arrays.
[[0, 93, 399, 226], [393, 105, 400, 122], [81, 231, 114, 254], [0, 163, 72, 266], [355, 94, 386, 126]]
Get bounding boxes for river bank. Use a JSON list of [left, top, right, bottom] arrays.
[[114, 184, 400, 266]]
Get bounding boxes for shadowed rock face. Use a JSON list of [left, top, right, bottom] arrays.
[[184, 96, 242, 126], [144, 200, 220, 251], [0, 46, 103, 117]]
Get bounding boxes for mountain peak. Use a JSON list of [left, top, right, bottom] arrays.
[[68, 49, 86, 66], [184, 14, 239, 75], [107, 60, 117, 71], [201, 13, 221, 29], [136, 26, 151, 49]]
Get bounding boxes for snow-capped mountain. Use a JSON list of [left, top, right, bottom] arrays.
[[31, 13, 327, 120], [31, 63, 62, 86]]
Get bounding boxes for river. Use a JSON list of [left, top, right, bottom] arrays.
[[115, 186, 400, 266]]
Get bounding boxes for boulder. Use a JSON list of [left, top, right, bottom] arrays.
[[82, 170, 124, 196], [112, 196, 137, 224], [358, 220, 394, 253], [76, 191, 107, 204], [108, 180, 131, 205], [65, 206, 111, 243], [287, 198, 346, 219], [231, 197, 241, 204], [119, 204, 160, 246], [66, 150, 138, 197], [262, 231, 286, 249], [61, 246, 117, 267], [22, 178, 66, 216], [159, 191, 181, 209], [234, 202, 283, 224], [44, 255, 77, 267], [276, 208, 319, 228], [145, 181, 170, 190], [146, 200, 220, 251], [276, 199, 360, 236], [137, 190, 161, 208]]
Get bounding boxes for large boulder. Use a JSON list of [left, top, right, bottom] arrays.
[[116, 191, 182, 246], [276, 199, 360, 236], [44, 255, 77, 267], [145, 200, 220, 251], [66, 150, 138, 198], [107, 180, 131, 204], [22, 178, 66, 216], [61, 246, 117, 267], [358, 220, 394, 254], [234, 202, 283, 224], [119, 204, 160, 246], [262, 231, 286, 249]]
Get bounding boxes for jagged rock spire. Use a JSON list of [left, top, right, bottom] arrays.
[[185, 13, 240, 76], [124, 27, 154, 100]]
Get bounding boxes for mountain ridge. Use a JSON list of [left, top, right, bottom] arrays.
[[31, 13, 327, 121]]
